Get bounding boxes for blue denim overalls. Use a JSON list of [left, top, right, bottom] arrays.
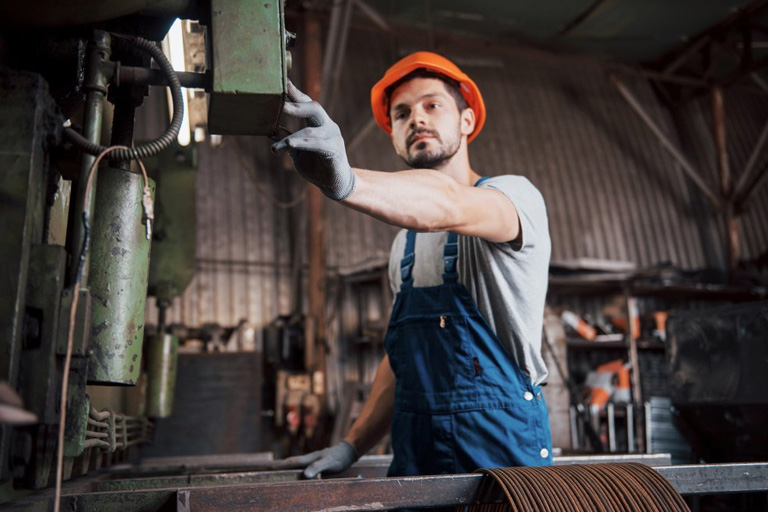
[[384, 182, 552, 479]]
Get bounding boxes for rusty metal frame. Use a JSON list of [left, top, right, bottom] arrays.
[[9, 461, 768, 511], [610, 0, 768, 278], [609, 74, 721, 209], [121, 453, 672, 479], [648, 0, 768, 100]]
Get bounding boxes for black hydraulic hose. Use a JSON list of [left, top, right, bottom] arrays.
[[64, 36, 184, 162]]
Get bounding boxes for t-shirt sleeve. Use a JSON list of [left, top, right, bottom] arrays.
[[482, 175, 548, 251]]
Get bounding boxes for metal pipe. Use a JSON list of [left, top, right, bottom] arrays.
[[353, 0, 391, 32], [607, 403, 616, 452], [644, 401, 652, 454], [145, 332, 179, 418], [346, 117, 378, 154], [67, 30, 112, 285], [327, 0, 355, 112], [320, 0, 344, 103], [117, 65, 210, 90], [610, 75, 721, 208], [627, 404, 635, 453]]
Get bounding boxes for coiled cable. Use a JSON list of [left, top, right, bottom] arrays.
[[462, 463, 690, 512], [64, 36, 184, 162]]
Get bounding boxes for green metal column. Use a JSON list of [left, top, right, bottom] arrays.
[[87, 166, 154, 385], [145, 333, 179, 418], [0, 69, 58, 482], [67, 31, 112, 285]]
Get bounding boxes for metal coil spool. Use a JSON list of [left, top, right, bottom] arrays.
[[464, 463, 690, 512]]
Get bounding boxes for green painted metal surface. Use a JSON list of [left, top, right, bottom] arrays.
[[18, 245, 66, 423], [145, 334, 178, 418], [55, 288, 92, 357], [0, 69, 58, 484], [207, 0, 287, 134], [0, 70, 55, 386], [63, 365, 90, 457], [87, 167, 155, 385], [147, 143, 197, 301]]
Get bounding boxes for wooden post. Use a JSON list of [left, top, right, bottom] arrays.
[[712, 86, 740, 280]]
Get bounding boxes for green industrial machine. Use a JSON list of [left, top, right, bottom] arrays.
[[0, 1, 288, 506]]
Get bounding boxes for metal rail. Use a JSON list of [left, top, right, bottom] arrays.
[[9, 462, 766, 512]]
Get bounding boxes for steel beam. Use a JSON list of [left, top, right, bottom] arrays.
[[660, 463, 768, 495], [610, 74, 720, 208], [125, 453, 671, 478], [712, 86, 740, 277], [735, 116, 768, 206], [10, 462, 768, 511]]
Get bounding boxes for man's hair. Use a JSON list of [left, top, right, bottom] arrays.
[[384, 68, 469, 119]]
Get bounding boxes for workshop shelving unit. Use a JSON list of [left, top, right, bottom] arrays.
[[548, 269, 766, 457]]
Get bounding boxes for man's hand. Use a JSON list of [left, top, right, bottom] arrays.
[[279, 441, 359, 479], [271, 81, 356, 201]]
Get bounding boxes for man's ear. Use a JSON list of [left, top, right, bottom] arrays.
[[461, 108, 476, 137]]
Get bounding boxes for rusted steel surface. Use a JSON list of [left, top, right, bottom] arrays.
[[8, 462, 768, 511], [189, 473, 483, 511], [119, 453, 671, 479], [712, 86, 741, 278], [303, 15, 328, 379]]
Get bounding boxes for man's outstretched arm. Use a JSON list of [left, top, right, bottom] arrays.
[[343, 168, 520, 243], [272, 81, 521, 244]]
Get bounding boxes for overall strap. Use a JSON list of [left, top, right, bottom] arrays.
[[441, 177, 488, 284], [400, 230, 417, 290], [442, 231, 459, 283]]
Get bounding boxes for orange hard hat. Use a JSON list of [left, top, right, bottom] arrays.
[[370, 51, 486, 143]]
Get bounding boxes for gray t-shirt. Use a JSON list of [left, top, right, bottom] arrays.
[[388, 175, 551, 385]]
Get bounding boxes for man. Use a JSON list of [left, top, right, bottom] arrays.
[[273, 52, 552, 479]]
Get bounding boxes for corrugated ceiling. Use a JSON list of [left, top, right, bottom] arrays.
[[362, 0, 758, 61]]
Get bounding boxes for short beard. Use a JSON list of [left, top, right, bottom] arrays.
[[403, 139, 460, 169]]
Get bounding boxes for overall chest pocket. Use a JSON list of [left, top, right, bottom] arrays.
[[386, 314, 478, 396]]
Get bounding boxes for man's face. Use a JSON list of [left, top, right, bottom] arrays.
[[388, 77, 474, 169]]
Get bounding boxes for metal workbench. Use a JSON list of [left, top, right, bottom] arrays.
[[4, 454, 767, 511]]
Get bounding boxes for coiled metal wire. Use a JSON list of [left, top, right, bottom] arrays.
[[462, 463, 690, 512], [64, 36, 184, 162]]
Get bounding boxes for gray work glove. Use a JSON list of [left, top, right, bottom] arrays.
[[279, 441, 359, 479], [271, 81, 356, 201]]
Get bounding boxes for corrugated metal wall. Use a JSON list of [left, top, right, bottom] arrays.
[[140, 26, 767, 330]]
